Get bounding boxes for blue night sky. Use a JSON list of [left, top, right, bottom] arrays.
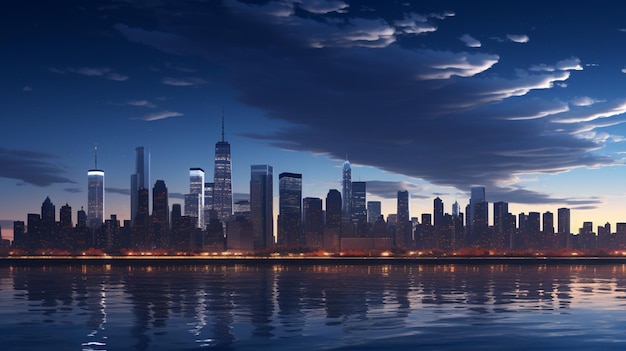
[[3, 0, 626, 239]]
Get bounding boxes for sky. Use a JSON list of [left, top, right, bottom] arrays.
[[3, 0, 626, 240]]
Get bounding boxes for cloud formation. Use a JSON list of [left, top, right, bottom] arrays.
[[507, 34, 529, 43], [64, 67, 129, 81], [0, 147, 75, 186], [162, 77, 207, 86], [114, 1, 624, 205], [365, 181, 426, 199], [132, 111, 184, 121], [460, 34, 481, 47]]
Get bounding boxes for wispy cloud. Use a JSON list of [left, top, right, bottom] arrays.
[[507, 34, 529, 43], [556, 57, 583, 71], [459, 34, 481, 48], [297, 0, 349, 14], [127, 99, 156, 108], [60, 67, 129, 81], [131, 111, 184, 121], [22, 85, 32, 92], [570, 96, 600, 107], [162, 77, 207, 86]]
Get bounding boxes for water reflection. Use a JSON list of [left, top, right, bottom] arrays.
[[3, 263, 626, 350]]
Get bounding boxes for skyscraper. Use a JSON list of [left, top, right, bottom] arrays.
[[250, 165, 274, 250], [213, 116, 233, 225], [278, 172, 302, 247], [188, 168, 205, 228], [367, 201, 381, 224], [303, 197, 323, 248], [433, 197, 444, 227], [324, 189, 342, 251], [131, 146, 150, 223], [152, 180, 169, 248], [342, 159, 352, 220], [351, 181, 367, 222], [558, 208, 571, 235], [397, 190, 411, 247], [493, 201, 508, 234], [87, 146, 104, 229]]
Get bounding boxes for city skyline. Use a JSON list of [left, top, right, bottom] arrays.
[[4, 1, 626, 240]]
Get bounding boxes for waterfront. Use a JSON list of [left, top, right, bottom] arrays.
[[3, 262, 626, 350]]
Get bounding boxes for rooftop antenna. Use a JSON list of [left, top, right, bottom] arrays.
[[94, 143, 98, 169], [221, 107, 225, 142]]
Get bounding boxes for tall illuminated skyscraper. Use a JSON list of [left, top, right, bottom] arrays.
[[131, 146, 150, 223], [87, 146, 104, 228], [342, 159, 352, 220], [250, 165, 273, 249], [187, 168, 205, 228], [213, 115, 233, 225]]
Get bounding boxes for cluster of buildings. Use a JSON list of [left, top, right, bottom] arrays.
[[4, 121, 626, 255]]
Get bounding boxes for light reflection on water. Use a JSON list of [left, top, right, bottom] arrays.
[[2, 263, 626, 350]]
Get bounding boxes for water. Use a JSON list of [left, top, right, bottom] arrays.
[[2, 261, 626, 350]]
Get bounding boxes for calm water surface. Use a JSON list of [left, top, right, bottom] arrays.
[[2, 262, 626, 350]]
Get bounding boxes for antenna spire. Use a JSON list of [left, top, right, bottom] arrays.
[[94, 143, 98, 169], [221, 108, 225, 142]]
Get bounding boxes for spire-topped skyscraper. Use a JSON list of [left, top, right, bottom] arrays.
[[87, 145, 104, 228], [213, 112, 233, 225], [342, 157, 352, 220]]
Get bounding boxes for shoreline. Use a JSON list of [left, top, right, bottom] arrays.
[[2, 255, 626, 266]]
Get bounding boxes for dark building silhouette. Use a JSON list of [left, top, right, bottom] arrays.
[[324, 189, 342, 252], [278, 172, 302, 247], [433, 197, 444, 227], [131, 146, 150, 224], [250, 165, 273, 250], [303, 197, 323, 248], [396, 190, 411, 247], [152, 180, 169, 248]]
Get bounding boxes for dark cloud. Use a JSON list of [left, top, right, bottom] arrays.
[[64, 188, 82, 193], [169, 192, 185, 200], [106, 187, 130, 196], [365, 181, 426, 199], [114, 1, 625, 205], [0, 147, 75, 186]]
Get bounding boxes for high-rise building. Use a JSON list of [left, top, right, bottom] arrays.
[[188, 168, 205, 228], [87, 143, 104, 229], [468, 186, 487, 246], [131, 146, 150, 223], [351, 181, 367, 222], [41, 196, 55, 224], [325, 189, 342, 228], [433, 197, 444, 227], [303, 197, 323, 248], [367, 201, 381, 224], [493, 201, 508, 234], [324, 189, 342, 252], [213, 116, 233, 225], [278, 172, 302, 247], [60, 203, 72, 228], [396, 190, 411, 247], [152, 180, 169, 248], [342, 159, 352, 220], [452, 200, 460, 217], [543, 211, 554, 234], [204, 182, 214, 223], [250, 165, 274, 250], [557, 208, 570, 235]]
